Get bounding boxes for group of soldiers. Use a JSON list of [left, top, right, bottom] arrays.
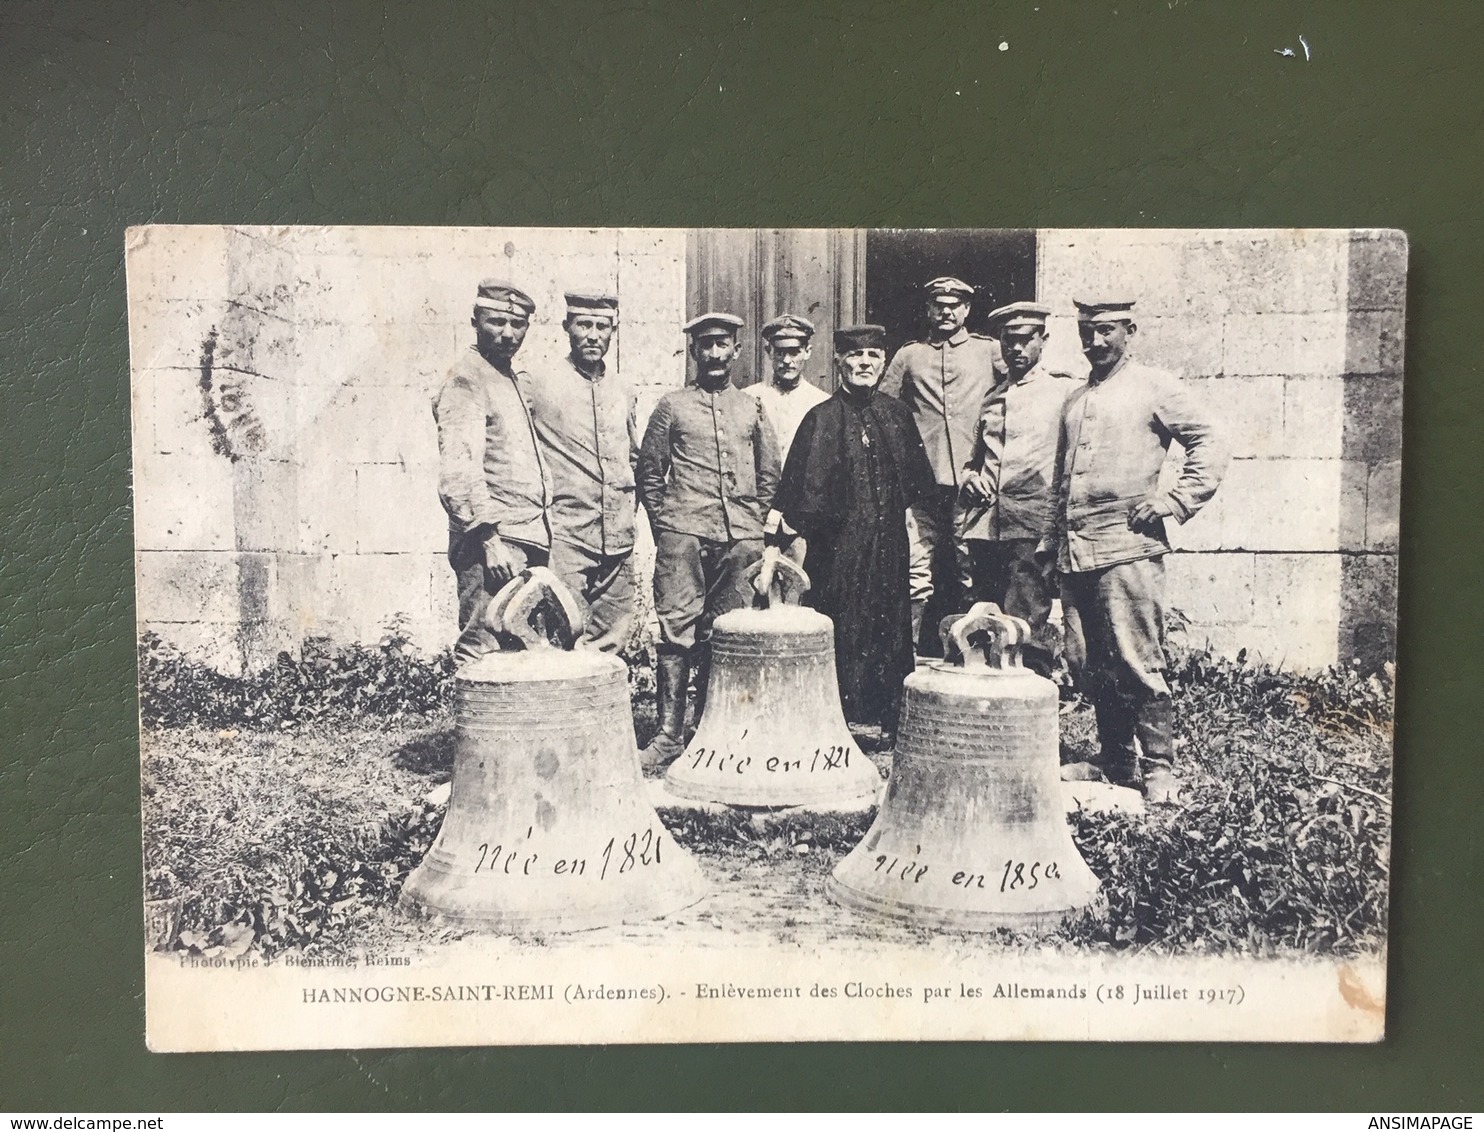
[[433, 274, 1228, 803]]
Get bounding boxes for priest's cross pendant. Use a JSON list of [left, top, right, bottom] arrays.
[[861, 430, 870, 448]]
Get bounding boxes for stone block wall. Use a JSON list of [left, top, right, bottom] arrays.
[[1037, 228, 1403, 670], [129, 226, 687, 674]]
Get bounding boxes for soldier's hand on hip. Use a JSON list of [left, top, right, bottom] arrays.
[[1128, 495, 1175, 534], [482, 533, 519, 586]]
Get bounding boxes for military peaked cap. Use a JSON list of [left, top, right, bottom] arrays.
[[924, 276, 976, 300], [987, 301, 1053, 332], [1073, 298, 1137, 322], [564, 290, 619, 318], [683, 311, 745, 336], [761, 314, 816, 343], [474, 279, 536, 315]]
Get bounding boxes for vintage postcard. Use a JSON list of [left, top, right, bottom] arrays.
[[129, 226, 1402, 1048]]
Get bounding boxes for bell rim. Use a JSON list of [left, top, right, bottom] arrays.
[[397, 871, 711, 934], [659, 768, 883, 810], [823, 873, 1100, 933], [909, 662, 1051, 682]]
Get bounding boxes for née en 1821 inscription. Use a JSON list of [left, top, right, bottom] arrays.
[[470, 827, 666, 881], [683, 744, 857, 777]]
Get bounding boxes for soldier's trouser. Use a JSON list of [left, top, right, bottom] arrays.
[[652, 531, 764, 651], [1060, 556, 1173, 782], [907, 486, 973, 650], [450, 531, 548, 663], [547, 539, 637, 656], [967, 537, 1057, 677]]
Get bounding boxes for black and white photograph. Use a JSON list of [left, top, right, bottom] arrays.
[[129, 225, 1402, 1048]]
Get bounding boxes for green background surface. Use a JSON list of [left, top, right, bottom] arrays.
[[2, 0, 1480, 1111]]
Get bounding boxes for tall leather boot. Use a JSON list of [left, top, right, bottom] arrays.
[[910, 600, 926, 657], [1093, 686, 1140, 790], [641, 649, 689, 769], [1134, 694, 1180, 804], [688, 644, 712, 738]]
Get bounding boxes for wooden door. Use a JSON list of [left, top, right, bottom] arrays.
[[686, 228, 865, 390]]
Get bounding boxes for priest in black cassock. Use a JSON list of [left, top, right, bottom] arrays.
[[760, 324, 937, 736]]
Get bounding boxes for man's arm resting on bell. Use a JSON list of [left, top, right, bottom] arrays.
[[465, 522, 520, 584]]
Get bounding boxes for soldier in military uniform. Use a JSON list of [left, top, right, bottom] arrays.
[[432, 279, 550, 663], [635, 312, 782, 767], [750, 314, 829, 569], [1039, 298, 1229, 802], [881, 276, 1006, 652], [523, 290, 640, 655], [957, 302, 1080, 678]]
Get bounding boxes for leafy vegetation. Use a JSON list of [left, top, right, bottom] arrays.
[[138, 627, 455, 729]]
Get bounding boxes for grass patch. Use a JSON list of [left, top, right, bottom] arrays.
[[142, 721, 454, 956]]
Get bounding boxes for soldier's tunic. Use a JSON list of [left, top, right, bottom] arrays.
[[524, 355, 641, 654], [1044, 356, 1228, 767], [636, 382, 782, 651], [750, 377, 830, 569], [957, 362, 1082, 676], [432, 347, 552, 660], [881, 328, 1006, 642], [773, 385, 936, 730]]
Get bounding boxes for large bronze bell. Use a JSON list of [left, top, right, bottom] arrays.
[[664, 556, 883, 808], [401, 568, 708, 931], [827, 603, 1100, 930]]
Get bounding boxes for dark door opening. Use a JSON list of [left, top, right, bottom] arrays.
[[865, 229, 1038, 357], [865, 228, 1038, 655]]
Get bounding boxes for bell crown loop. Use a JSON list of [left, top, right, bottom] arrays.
[[744, 553, 811, 608], [482, 566, 585, 650], [939, 602, 1032, 672]]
